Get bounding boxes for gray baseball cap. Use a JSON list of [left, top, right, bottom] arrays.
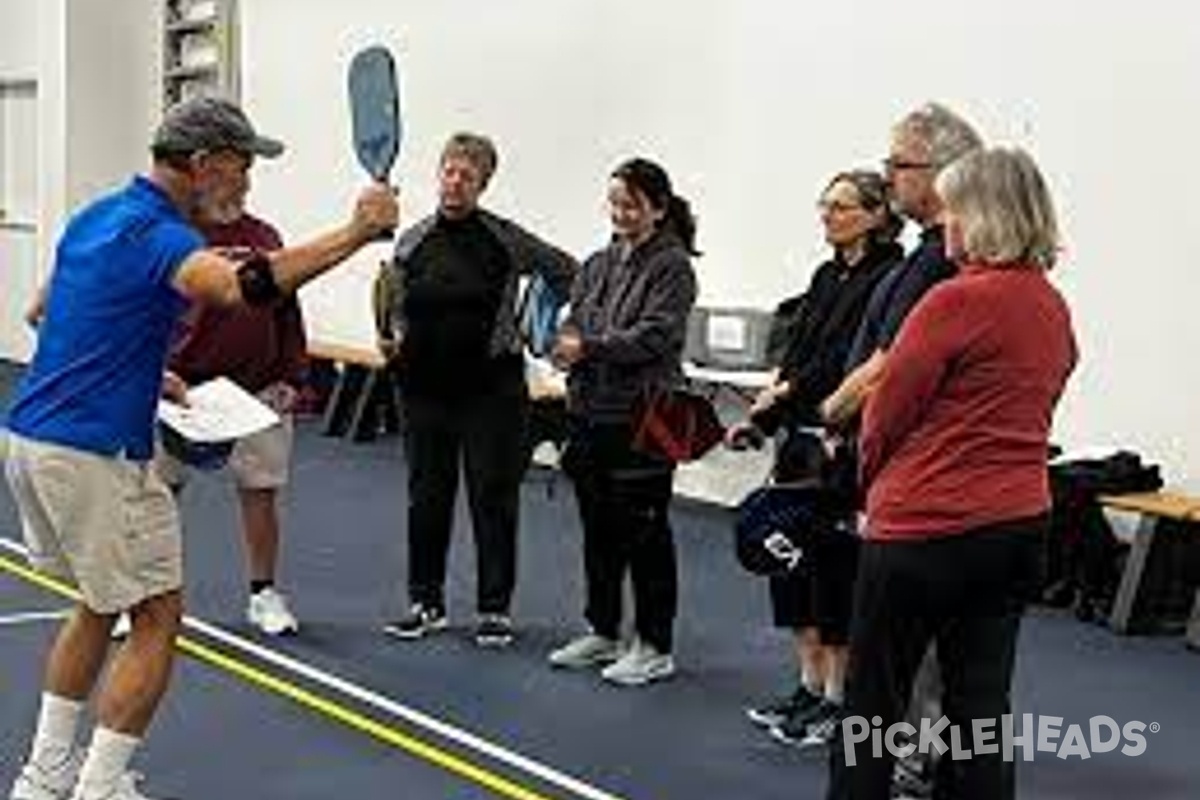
[[152, 96, 284, 159]]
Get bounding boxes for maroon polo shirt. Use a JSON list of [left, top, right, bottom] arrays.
[[169, 213, 307, 392]]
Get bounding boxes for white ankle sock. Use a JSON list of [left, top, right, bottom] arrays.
[[76, 727, 140, 796], [824, 670, 845, 704], [800, 666, 822, 696], [29, 693, 83, 769]]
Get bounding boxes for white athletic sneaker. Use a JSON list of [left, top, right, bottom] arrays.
[[247, 588, 299, 636], [547, 633, 622, 669], [10, 752, 80, 800], [71, 772, 160, 800], [600, 639, 675, 686]]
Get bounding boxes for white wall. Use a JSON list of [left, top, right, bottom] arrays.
[[240, 0, 1200, 487], [0, 0, 42, 362], [0, 0, 39, 76], [62, 0, 160, 210], [1, 1, 1196, 488], [0, 0, 160, 362]]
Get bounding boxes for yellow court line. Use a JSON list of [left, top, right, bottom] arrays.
[[0, 552, 563, 800]]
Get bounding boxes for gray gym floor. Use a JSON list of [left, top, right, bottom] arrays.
[[2, 362, 1198, 799]]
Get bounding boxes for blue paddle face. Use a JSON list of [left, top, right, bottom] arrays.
[[348, 46, 401, 181]]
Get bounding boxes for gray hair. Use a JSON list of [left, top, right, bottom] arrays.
[[935, 146, 1060, 269], [441, 131, 498, 186], [897, 103, 983, 172]]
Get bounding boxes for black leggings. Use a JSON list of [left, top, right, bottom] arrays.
[[564, 419, 677, 653], [827, 516, 1046, 800]]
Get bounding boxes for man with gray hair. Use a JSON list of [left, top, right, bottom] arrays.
[[383, 132, 576, 647], [5, 95, 397, 800], [819, 102, 982, 799], [825, 102, 984, 411]]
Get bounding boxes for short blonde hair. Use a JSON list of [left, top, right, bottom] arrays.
[[441, 132, 498, 187], [935, 146, 1060, 269]]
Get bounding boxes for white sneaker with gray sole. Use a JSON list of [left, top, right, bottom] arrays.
[[599, 639, 675, 686], [548, 633, 622, 669], [10, 752, 81, 800]]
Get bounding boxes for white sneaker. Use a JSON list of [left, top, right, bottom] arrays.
[[71, 772, 160, 800], [10, 752, 80, 800], [600, 639, 675, 686], [548, 633, 622, 669], [247, 588, 299, 636]]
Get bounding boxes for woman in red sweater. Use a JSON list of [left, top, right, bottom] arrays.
[[830, 147, 1077, 800]]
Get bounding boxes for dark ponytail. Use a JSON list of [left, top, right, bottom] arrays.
[[612, 157, 700, 256], [665, 194, 699, 256]]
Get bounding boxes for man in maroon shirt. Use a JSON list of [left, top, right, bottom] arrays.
[[159, 152, 304, 637]]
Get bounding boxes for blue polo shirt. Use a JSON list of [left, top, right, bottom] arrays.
[[6, 177, 204, 459]]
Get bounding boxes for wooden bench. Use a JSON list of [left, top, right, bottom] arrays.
[[1098, 490, 1200, 643], [307, 341, 399, 442]]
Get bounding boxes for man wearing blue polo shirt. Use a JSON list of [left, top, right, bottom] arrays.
[[4, 96, 398, 800]]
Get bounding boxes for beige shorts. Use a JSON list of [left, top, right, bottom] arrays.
[[156, 413, 294, 491], [4, 434, 183, 614]]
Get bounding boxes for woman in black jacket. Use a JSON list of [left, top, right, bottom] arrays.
[[548, 158, 698, 686], [730, 170, 902, 744]]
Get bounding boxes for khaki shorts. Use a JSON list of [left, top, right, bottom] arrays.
[[156, 413, 293, 491], [4, 434, 183, 614]]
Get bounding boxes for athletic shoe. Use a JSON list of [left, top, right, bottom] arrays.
[[10, 752, 80, 800], [383, 603, 448, 640], [548, 633, 622, 669], [600, 639, 675, 686], [770, 698, 842, 747], [746, 683, 823, 728], [72, 771, 163, 800], [247, 588, 299, 636], [474, 614, 514, 647]]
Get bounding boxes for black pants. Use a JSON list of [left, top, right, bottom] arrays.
[[403, 387, 528, 614], [827, 516, 1046, 800], [564, 419, 678, 653]]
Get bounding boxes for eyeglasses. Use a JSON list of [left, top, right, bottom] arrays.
[[883, 157, 933, 172], [817, 200, 865, 214]]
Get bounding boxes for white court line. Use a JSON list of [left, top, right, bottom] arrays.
[[0, 609, 70, 626], [0, 536, 623, 800]]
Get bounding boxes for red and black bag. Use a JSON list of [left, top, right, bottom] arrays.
[[631, 386, 724, 463]]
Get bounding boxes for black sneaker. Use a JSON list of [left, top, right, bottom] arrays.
[[746, 683, 822, 728], [770, 698, 841, 747], [384, 603, 448, 640], [474, 613, 514, 647]]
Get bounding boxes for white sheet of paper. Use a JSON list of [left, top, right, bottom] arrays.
[[157, 377, 280, 443], [707, 314, 748, 352]]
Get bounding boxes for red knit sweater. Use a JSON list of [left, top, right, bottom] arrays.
[[860, 265, 1077, 540]]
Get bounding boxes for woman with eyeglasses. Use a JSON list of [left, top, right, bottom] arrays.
[[728, 169, 902, 748], [828, 147, 1077, 800]]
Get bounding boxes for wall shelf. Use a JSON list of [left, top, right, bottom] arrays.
[[165, 63, 219, 80], [165, 18, 216, 34], [162, 0, 238, 107]]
